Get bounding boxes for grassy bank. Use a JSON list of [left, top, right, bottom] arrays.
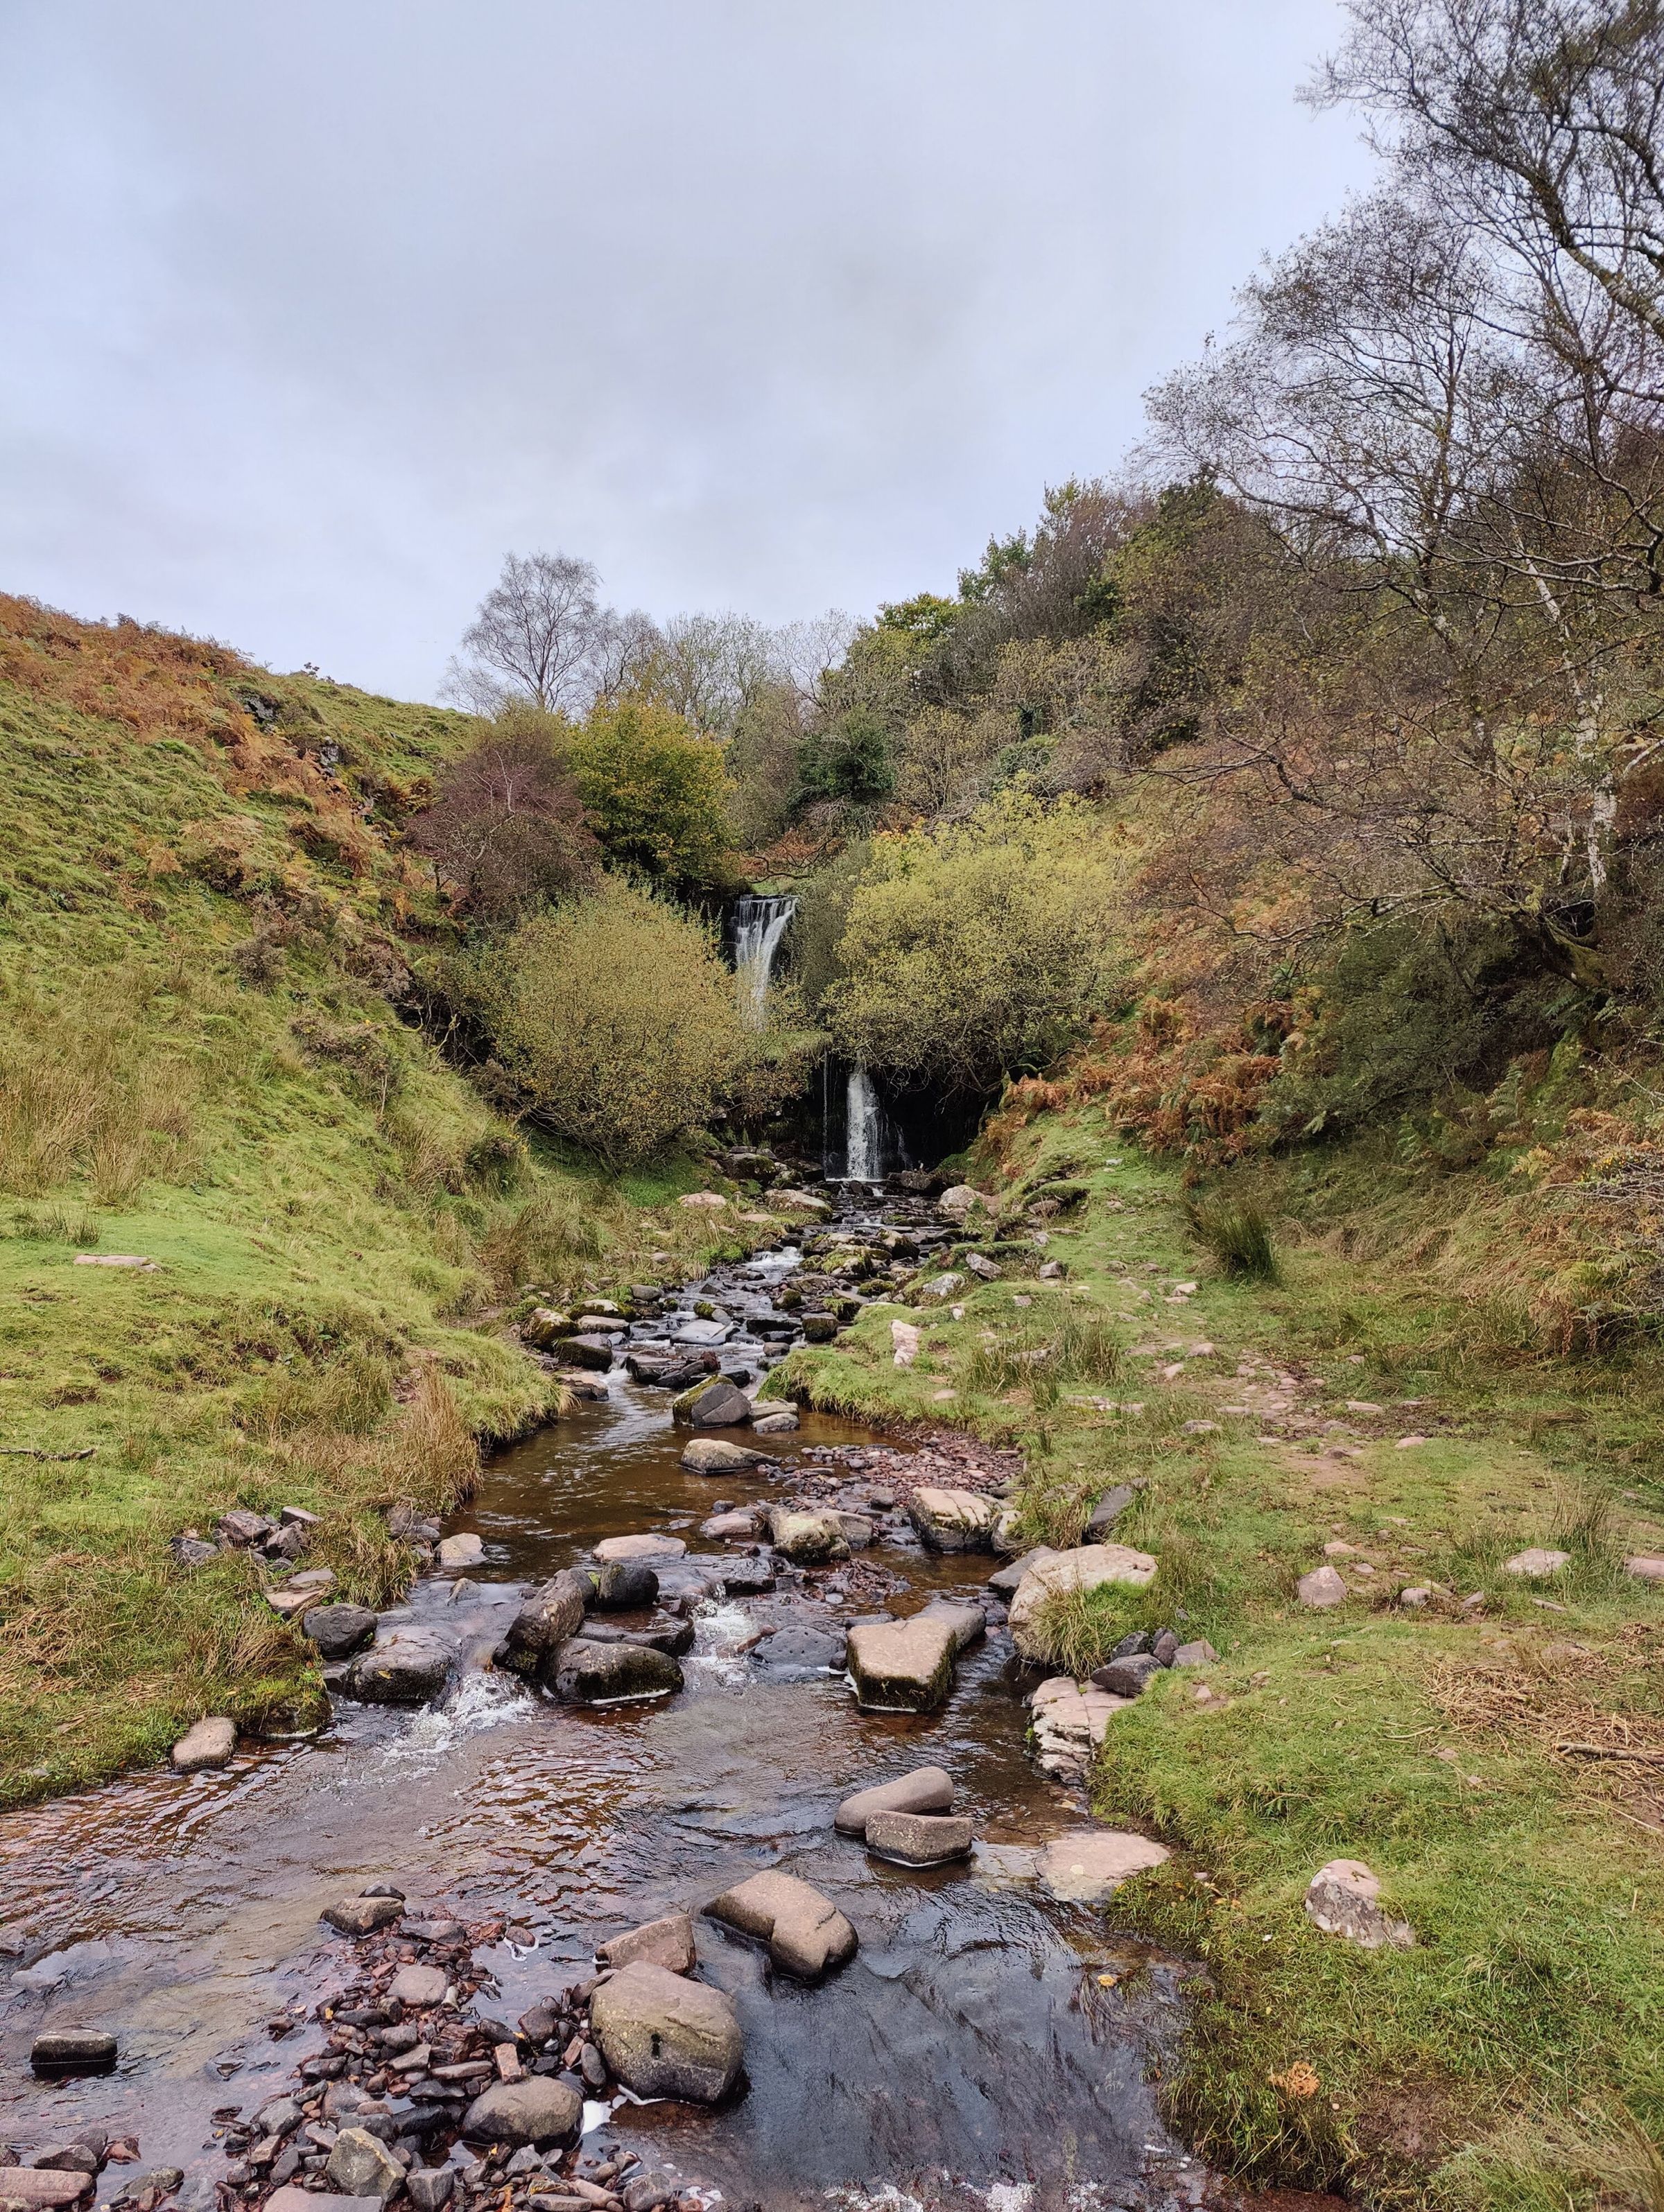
[[771, 1112, 1664, 2209], [0, 600, 764, 1805]]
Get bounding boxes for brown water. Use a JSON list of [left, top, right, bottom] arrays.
[[0, 1234, 1211, 2212]]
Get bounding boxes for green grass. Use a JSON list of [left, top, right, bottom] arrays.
[[774, 1106, 1664, 2207], [0, 601, 771, 1804]]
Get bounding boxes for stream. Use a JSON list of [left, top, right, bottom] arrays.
[[0, 1205, 1220, 2212]]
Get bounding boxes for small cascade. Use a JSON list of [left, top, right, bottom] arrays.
[[731, 894, 797, 1029], [845, 1063, 883, 1181]]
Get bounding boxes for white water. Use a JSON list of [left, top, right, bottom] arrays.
[[732, 894, 796, 1028], [846, 1063, 882, 1181]]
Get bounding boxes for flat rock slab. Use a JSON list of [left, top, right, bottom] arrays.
[[266, 2194, 382, 2212], [596, 1912, 697, 1976], [589, 1962, 741, 2103], [704, 1870, 858, 1980], [681, 1438, 767, 1475], [835, 1763, 955, 1837], [908, 1487, 997, 1551], [847, 1615, 959, 1712], [1304, 1858, 1415, 1950], [322, 1895, 405, 1936], [0, 2176, 92, 2206], [1007, 1545, 1159, 1660], [171, 1716, 236, 1773], [865, 1810, 975, 1867], [753, 1624, 844, 1677], [919, 1597, 986, 1652], [461, 2078, 582, 2148], [673, 1319, 733, 1344], [595, 1533, 686, 1563], [1039, 1830, 1170, 1903]]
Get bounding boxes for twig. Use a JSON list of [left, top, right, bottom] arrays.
[[0, 1445, 96, 1461], [1555, 1741, 1664, 1765]]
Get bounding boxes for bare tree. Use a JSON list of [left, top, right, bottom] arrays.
[[446, 552, 609, 715]]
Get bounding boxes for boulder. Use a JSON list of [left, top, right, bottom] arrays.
[[322, 1894, 404, 1936], [435, 1533, 484, 1573], [388, 1962, 448, 2007], [908, 1488, 997, 1552], [499, 1571, 591, 1669], [589, 1962, 742, 2103], [917, 1273, 965, 1303], [684, 1381, 754, 1429], [324, 2131, 401, 2203], [545, 1639, 682, 1705], [520, 1307, 572, 1349], [461, 2077, 582, 2148], [988, 1544, 1058, 1596], [937, 1185, 983, 1222], [865, 1810, 974, 1866], [680, 1436, 767, 1474], [1089, 1653, 1163, 1699], [595, 1533, 685, 1565], [800, 1315, 839, 1343], [1172, 1639, 1218, 1667], [582, 1614, 695, 1657], [591, 1558, 661, 1609], [750, 1407, 799, 1435], [963, 1253, 1000, 1282], [562, 1334, 618, 1373], [171, 1716, 236, 1773], [343, 1630, 453, 1704], [1502, 1547, 1572, 1578], [1303, 1859, 1415, 1950], [835, 1764, 955, 1837], [302, 1603, 378, 1660], [1297, 1565, 1349, 1609], [704, 1869, 857, 1980], [596, 1911, 697, 1975], [1038, 1830, 1170, 1903], [847, 1614, 960, 1713], [765, 1507, 849, 1565], [1007, 1545, 1159, 1661]]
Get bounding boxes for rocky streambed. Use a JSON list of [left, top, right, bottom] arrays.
[[0, 1183, 1321, 2212]]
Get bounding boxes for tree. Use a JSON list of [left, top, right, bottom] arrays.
[[447, 552, 620, 715], [567, 698, 736, 889], [406, 708, 597, 922]]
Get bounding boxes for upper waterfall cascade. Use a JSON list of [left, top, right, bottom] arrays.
[[731, 894, 797, 1029], [846, 1064, 882, 1181]]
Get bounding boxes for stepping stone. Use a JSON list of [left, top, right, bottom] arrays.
[[596, 1911, 697, 1976], [546, 1639, 682, 1705], [865, 1810, 974, 1867], [918, 1596, 987, 1651], [171, 1715, 236, 1772], [436, 1533, 485, 1572], [847, 1614, 960, 1713], [681, 1437, 768, 1474], [1007, 1545, 1159, 1660], [595, 1533, 686, 1563], [907, 1488, 997, 1551], [835, 1764, 955, 1837], [701, 1507, 761, 1540], [343, 1630, 454, 1704], [704, 1870, 857, 1980], [1303, 1858, 1415, 1950], [1038, 1830, 1169, 1903], [589, 1961, 742, 2102]]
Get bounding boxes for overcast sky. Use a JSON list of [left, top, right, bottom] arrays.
[[1, 1, 1375, 700]]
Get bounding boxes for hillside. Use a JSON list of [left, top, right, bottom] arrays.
[[0, 598, 754, 1802]]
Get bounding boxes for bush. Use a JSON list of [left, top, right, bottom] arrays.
[[453, 878, 765, 1167], [406, 708, 596, 922], [568, 698, 735, 890], [823, 794, 1126, 1097]]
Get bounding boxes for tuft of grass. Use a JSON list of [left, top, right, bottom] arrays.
[[1186, 1194, 1279, 1280]]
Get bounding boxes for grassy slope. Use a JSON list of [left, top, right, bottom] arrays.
[[0, 600, 752, 1805], [771, 1112, 1664, 2210]]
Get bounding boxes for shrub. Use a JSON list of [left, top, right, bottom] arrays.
[[455, 877, 765, 1167], [568, 698, 735, 891], [406, 707, 596, 921], [824, 794, 1127, 1097]]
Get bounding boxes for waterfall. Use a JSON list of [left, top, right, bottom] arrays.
[[731, 895, 796, 1029], [845, 1064, 882, 1181]]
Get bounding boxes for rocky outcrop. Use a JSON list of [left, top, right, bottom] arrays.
[[847, 1615, 959, 1713], [589, 1962, 743, 2102], [834, 1764, 955, 1837], [704, 1870, 857, 1980]]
